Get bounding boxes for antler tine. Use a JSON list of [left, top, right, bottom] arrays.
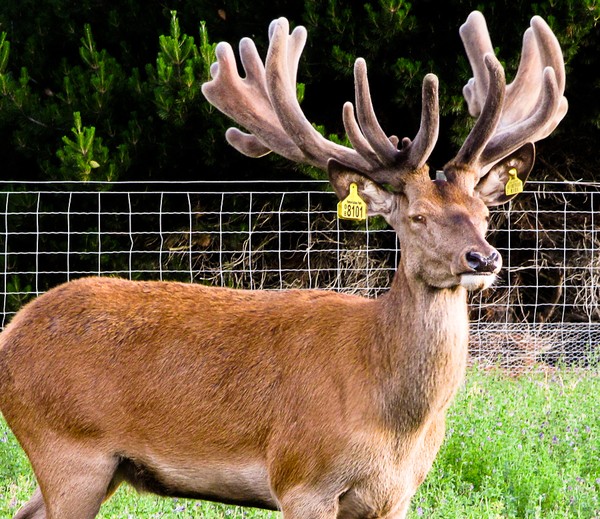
[[454, 54, 506, 166], [352, 58, 399, 167], [531, 16, 565, 92], [513, 16, 568, 140], [501, 27, 542, 124], [223, 33, 272, 158], [411, 73, 440, 170], [264, 18, 362, 169], [501, 16, 567, 132], [455, 11, 568, 175], [460, 11, 495, 119], [202, 38, 302, 162], [267, 18, 303, 91]]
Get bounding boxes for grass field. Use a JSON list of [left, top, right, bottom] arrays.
[[1, 368, 599, 518]]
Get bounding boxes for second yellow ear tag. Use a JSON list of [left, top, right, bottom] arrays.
[[337, 183, 367, 221], [505, 168, 524, 196]]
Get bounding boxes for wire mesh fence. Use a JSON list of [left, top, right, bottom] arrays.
[[1, 180, 599, 371]]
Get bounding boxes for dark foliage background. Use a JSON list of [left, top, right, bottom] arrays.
[[0, 0, 598, 184]]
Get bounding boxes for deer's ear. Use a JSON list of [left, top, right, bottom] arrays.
[[475, 143, 535, 206], [328, 159, 396, 217]]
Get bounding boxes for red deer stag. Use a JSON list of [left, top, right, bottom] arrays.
[[0, 11, 567, 519]]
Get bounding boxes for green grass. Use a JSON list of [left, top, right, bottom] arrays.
[[1, 368, 599, 518]]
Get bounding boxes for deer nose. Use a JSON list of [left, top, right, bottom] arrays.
[[465, 250, 501, 273]]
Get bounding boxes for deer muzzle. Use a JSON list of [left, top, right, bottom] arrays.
[[465, 250, 501, 273], [459, 248, 501, 291]]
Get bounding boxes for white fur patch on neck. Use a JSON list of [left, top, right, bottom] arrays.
[[460, 273, 496, 291]]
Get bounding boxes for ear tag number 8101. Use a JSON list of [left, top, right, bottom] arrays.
[[505, 167, 524, 196], [338, 183, 367, 221]]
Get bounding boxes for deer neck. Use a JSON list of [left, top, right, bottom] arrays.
[[383, 261, 469, 338], [373, 259, 469, 431]]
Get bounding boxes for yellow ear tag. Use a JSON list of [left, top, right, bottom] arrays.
[[505, 167, 524, 196], [337, 183, 367, 221]]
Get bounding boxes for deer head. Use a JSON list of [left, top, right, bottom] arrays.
[[202, 12, 567, 293]]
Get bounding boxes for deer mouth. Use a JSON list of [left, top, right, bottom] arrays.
[[459, 272, 496, 291]]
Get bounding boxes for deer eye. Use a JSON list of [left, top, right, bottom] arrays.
[[410, 215, 426, 225]]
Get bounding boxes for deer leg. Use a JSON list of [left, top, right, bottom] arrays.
[[382, 498, 412, 519], [23, 445, 119, 519], [13, 486, 46, 519], [278, 485, 339, 519]]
